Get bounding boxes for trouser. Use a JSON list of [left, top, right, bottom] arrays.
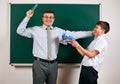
[[32, 59, 58, 84], [79, 65, 98, 84]]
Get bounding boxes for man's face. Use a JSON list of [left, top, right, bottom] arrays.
[[93, 25, 105, 37], [42, 13, 55, 27]]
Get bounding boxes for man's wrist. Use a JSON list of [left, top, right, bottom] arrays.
[[26, 16, 31, 18]]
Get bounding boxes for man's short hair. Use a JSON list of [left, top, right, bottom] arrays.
[[42, 10, 55, 17]]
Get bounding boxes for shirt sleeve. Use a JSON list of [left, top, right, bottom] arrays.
[[65, 30, 92, 40], [54, 27, 68, 45], [94, 40, 107, 53], [16, 17, 34, 38]]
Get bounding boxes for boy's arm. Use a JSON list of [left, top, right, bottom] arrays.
[[71, 41, 99, 58]]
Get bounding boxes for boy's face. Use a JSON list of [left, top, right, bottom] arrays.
[[93, 25, 105, 37], [42, 13, 55, 27]]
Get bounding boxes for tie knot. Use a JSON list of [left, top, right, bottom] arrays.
[[46, 27, 51, 30]]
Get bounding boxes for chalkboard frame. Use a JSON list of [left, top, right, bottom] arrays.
[[10, 3, 100, 65]]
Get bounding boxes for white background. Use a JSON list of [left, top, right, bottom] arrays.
[[0, 0, 120, 84]]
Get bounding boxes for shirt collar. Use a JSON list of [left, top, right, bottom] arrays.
[[94, 34, 106, 40], [43, 24, 53, 30]]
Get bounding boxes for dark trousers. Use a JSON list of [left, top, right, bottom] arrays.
[[79, 65, 98, 84], [32, 59, 58, 84]]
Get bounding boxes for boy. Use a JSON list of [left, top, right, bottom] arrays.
[[70, 21, 110, 84]]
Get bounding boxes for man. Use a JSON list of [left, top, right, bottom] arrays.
[[17, 9, 92, 84], [70, 21, 110, 84]]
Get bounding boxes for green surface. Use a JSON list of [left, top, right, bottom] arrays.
[[10, 4, 99, 64]]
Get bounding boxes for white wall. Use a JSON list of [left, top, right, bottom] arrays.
[[0, 0, 120, 84]]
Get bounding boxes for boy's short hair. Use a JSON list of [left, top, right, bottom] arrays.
[[96, 21, 110, 34]]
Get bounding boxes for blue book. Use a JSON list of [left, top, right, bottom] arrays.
[[62, 33, 75, 41]]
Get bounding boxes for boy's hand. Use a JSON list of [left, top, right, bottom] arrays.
[[70, 41, 80, 48]]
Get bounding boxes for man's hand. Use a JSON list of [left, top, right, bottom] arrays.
[[26, 9, 34, 18]]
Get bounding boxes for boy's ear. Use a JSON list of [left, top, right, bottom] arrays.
[[102, 28, 105, 33]]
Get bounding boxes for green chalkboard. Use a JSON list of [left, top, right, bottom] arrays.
[[10, 4, 100, 64]]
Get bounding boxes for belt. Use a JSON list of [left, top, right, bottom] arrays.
[[82, 65, 98, 73], [34, 57, 56, 63]]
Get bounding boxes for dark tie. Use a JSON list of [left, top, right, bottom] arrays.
[[47, 28, 51, 59]]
